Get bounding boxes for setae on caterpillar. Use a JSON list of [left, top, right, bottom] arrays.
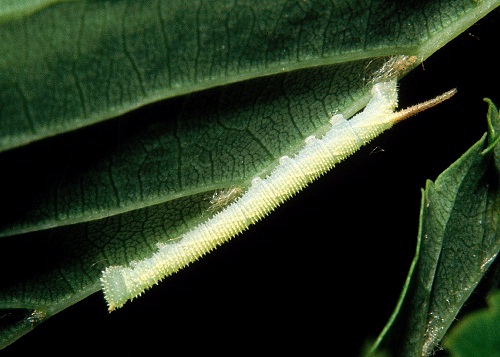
[[368, 55, 418, 83], [208, 187, 244, 213], [100, 79, 456, 311]]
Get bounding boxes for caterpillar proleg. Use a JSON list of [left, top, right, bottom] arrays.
[[101, 79, 456, 311]]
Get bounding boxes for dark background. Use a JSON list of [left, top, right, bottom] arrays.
[[3, 8, 500, 357]]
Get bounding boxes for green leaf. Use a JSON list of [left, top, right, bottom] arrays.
[[443, 290, 500, 357], [1, 0, 496, 153], [483, 98, 500, 155], [0, 0, 71, 23], [368, 98, 500, 356], [1, 0, 499, 351]]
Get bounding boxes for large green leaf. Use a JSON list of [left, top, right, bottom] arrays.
[[0, 0, 499, 353], [2, 0, 492, 153], [3, 0, 492, 237]]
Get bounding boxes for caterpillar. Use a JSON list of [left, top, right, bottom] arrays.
[[100, 79, 456, 311]]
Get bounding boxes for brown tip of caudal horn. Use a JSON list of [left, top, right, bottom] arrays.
[[392, 88, 457, 123]]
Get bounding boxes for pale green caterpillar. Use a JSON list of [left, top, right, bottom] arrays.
[[101, 79, 456, 311]]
